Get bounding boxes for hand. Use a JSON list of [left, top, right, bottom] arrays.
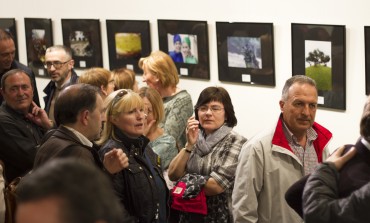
[[326, 145, 356, 170], [103, 148, 129, 174], [185, 116, 199, 149], [25, 101, 53, 129], [143, 117, 156, 137]]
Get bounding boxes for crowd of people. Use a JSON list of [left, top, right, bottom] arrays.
[[1, 26, 370, 223]]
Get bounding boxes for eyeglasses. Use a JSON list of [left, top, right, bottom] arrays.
[[198, 105, 224, 113], [44, 60, 71, 69]]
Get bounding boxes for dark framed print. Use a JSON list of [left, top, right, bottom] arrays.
[[61, 19, 102, 68], [158, 19, 210, 80], [292, 23, 346, 110], [24, 18, 53, 78], [216, 22, 275, 86], [0, 18, 18, 61], [106, 20, 151, 73], [365, 26, 370, 95]]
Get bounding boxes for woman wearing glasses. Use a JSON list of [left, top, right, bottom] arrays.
[[168, 86, 247, 223], [97, 89, 168, 223]]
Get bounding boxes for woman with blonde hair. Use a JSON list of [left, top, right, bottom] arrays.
[[139, 50, 193, 149], [98, 89, 168, 223], [78, 67, 115, 100], [112, 68, 139, 92]]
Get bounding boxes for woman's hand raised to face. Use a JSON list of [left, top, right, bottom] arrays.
[[186, 116, 199, 149]]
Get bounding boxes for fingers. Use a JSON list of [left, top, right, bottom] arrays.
[[341, 146, 356, 163], [327, 146, 357, 171], [186, 116, 199, 133], [105, 148, 129, 169]]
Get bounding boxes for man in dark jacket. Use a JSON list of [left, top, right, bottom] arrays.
[[302, 95, 370, 223], [34, 83, 128, 175], [0, 69, 52, 182], [0, 29, 40, 106], [43, 45, 78, 124]]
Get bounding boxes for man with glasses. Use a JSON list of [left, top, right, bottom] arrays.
[[232, 75, 333, 223], [43, 45, 78, 124], [0, 29, 40, 106]]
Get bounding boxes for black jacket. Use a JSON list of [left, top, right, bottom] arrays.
[[303, 162, 370, 223], [43, 69, 79, 114], [99, 130, 168, 223], [0, 103, 44, 182], [286, 139, 370, 220]]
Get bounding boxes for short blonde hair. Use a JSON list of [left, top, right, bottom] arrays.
[[112, 68, 136, 90], [78, 67, 112, 90], [97, 89, 144, 145], [138, 50, 179, 88], [138, 87, 164, 129]]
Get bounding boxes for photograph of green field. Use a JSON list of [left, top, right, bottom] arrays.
[[305, 65, 331, 91], [305, 40, 332, 91]]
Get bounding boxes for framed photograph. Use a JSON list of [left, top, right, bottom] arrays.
[[24, 18, 53, 78], [292, 23, 346, 110], [61, 19, 102, 69], [365, 26, 370, 95], [0, 18, 18, 61], [216, 22, 275, 86], [106, 20, 151, 73], [158, 19, 210, 80]]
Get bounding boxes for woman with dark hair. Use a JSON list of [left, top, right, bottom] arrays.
[[168, 86, 247, 223]]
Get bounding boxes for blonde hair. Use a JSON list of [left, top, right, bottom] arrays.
[[138, 87, 164, 129], [138, 50, 179, 88], [112, 68, 136, 90], [78, 67, 112, 90], [97, 89, 144, 145]]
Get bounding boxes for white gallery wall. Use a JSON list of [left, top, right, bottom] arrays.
[[3, 0, 370, 151]]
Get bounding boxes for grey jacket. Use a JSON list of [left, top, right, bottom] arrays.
[[303, 162, 370, 223]]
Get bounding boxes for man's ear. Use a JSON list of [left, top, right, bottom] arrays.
[[80, 110, 90, 126], [279, 100, 285, 112]]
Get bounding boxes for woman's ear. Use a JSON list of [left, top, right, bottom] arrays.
[[110, 115, 118, 126]]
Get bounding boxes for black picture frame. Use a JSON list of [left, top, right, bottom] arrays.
[[24, 18, 53, 78], [158, 19, 210, 80], [292, 23, 346, 110], [61, 19, 102, 69], [106, 20, 151, 73], [216, 22, 275, 86], [0, 18, 18, 61], [365, 26, 370, 95]]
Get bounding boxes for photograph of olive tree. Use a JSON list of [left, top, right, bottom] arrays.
[[305, 40, 332, 91]]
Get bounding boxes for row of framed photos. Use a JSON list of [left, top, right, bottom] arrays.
[[1, 18, 367, 110]]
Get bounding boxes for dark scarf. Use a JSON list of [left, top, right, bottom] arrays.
[[113, 126, 149, 155]]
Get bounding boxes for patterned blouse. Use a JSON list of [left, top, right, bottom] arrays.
[[160, 90, 193, 149]]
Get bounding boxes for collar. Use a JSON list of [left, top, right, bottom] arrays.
[[55, 77, 72, 90], [361, 137, 370, 151], [62, 125, 93, 147], [282, 120, 317, 146]]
